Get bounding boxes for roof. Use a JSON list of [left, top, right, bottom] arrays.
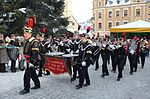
[[110, 20, 150, 33]]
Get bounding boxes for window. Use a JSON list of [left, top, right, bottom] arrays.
[[116, 10, 120, 17], [136, 9, 140, 16], [99, 2, 101, 7], [124, 21, 128, 24], [116, 22, 120, 26], [148, 10, 150, 15], [108, 11, 112, 18], [124, 10, 128, 16], [108, 22, 112, 29], [99, 23, 102, 29], [136, 0, 140, 2], [99, 12, 102, 18]]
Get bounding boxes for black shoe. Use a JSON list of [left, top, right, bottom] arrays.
[[19, 89, 29, 95], [11, 70, 16, 73], [130, 72, 133, 75], [45, 71, 50, 75], [38, 74, 42, 77], [117, 78, 120, 81], [105, 73, 109, 76], [111, 69, 114, 72], [95, 67, 99, 71], [31, 86, 40, 90], [20, 67, 25, 71], [101, 74, 105, 78], [83, 83, 90, 87], [142, 66, 144, 68], [0, 70, 8, 73], [134, 70, 137, 72], [75, 84, 80, 87], [71, 78, 76, 82], [76, 85, 82, 89], [76, 76, 79, 78]]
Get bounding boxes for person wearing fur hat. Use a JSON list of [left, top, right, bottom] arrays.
[[37, 32, 51, 77], [19, 26, 41, 95], [75, 34, 94, 89]]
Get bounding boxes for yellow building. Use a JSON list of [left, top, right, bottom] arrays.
[[93, 0, 150, 36], [64, 0, 78, 31]]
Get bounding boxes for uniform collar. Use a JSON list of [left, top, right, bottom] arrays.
[[29, 37, 35, 42]]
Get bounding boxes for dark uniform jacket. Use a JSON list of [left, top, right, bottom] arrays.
[[23, 37, 39, 66], [78, 41, 93, 68]]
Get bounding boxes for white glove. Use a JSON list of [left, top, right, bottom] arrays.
[[82, 61, 86, 67], [29, 63, 34, 67], [66, 49, 71, 52], [76, 50, 79, 53], [130, 49, 135, 55]]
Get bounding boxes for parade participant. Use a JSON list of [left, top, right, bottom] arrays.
[[19, 26, 40, 95], [0, 33, 8, 72], [140, 40, 147, 68], [100, 39, 110, 78], [128, 38, 138, 75], [70, 34, 81, 82], [76, 34, 93, 89], [109, 39, 117, 73], [92, 38, 101, 71], [37, 32, 49, 77], [116, 42, 126, 81]]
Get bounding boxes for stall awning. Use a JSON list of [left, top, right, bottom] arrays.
[[110, 20, 150, 33]]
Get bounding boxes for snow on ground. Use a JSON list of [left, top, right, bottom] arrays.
[[0, 57, 150, 99]]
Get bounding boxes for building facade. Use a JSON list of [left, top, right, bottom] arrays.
[[63, 0, 78, 30], [93, 0, 150, 36]]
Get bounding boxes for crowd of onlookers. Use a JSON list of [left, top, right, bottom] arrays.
[[0, 33, 25, 72]]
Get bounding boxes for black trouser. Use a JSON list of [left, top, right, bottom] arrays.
[[128, 53, 138, 73], [24, 63, 40, 91], [38, 54, 45, 76], [19, 60, 25, 70], [73, 64, 79, 78], [11, 60, 16, 72], [117, 55, 125, 78], [107, 53, 110, 65], [124, 55, 127, 66], [140, 52, 146, 67], [66, 57, 72, 76], [0, 63, 6, 72], [78, 59, 91, 86], [95, 52, 100, 70], [111, 53, 116, 71], [79, 67, 90, 86], [101, 53, 109, 75]]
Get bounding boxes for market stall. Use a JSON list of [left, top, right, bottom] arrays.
[[110, 20, 150, 38]]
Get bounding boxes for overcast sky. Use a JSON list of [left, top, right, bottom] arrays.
[[72, 0, 93, 23]]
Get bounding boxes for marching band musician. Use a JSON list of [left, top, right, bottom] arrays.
[[115, 41, 126, 81], [109, 39, 117, 73], [100, 39, 110, 78], [19, 26, 40, 95], [37, 32, 51, 77], [92, 38, 101, 71], [140, 39, 148, 68], [128, 39, 139, 75], [75, 34, 93, 89], [70, 34, 81, 82]]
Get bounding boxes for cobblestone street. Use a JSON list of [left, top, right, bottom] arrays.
[[0, 57, 150, 99]]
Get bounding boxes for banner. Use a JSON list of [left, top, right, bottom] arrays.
[[45, 57, 68, 75]]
